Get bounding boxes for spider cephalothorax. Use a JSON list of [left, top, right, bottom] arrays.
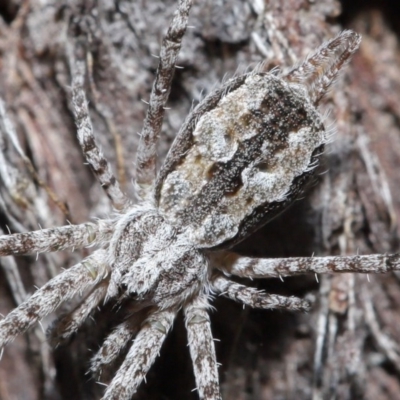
[[108, 209, 208, 309], [1, 1, 397, 400]]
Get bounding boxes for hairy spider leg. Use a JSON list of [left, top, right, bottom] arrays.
[[135, 0, 193, 200], [90, 311, 148, 376], [211, 272, 311, 312], [211, 251, 400, 278], [101, 308, 176, 400], [0, 220, 113, 256], [184, 295, 222, 400], [71, 47, 129, 210], [0, 250, 107, 348], [47, 280, 109, 346]]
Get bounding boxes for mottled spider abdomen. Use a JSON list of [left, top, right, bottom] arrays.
[[157, 73, 325, 248]]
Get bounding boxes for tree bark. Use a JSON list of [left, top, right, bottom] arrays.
[[1, 0, 400, 399]]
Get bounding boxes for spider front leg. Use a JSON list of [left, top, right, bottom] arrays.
[[0, 219, 113, 256], [135, 0, 193, 200], [0, 250, 108, 349], [211, 250, 400, 279], [184, 295, 222, 400]]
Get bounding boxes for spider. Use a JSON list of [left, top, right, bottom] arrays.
[[0, 1, 399, 399]]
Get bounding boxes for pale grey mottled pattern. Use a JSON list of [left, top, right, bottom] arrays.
[[159, 73, 326, 248], [211, 250, 400, 278], [0, 220, 113, 256], [135, 0, 193, 199], [90, 316, 142, 376], [0, 2, 381, 398], [101, 309, 176, 400], [0, 250, 107, 347], [185, 296, 221, 400], [48, 281, 108, 346], [71, 47, 129, 210], [211, 273, 311, 311]]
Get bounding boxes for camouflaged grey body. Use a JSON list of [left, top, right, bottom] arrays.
[[0, 2, 367, 398], [110, 72, 325, 310]]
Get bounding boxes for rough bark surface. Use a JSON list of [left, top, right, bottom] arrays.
[[1, 0, 400, 399]]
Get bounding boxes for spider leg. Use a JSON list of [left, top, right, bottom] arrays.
[[211, 251, 400, 279], [101, 308, 176, 400], [91, 320, 136, 376], [211, 272, 311, 312], [0, 219, 113, 256], [90, 309, 148, 376], [135, 0, 193, 200], [184, 295, 222, 400], [70, 44, 129, 211], [85, 48, 127, 190], [0, 234, 59, 394], [0, 250, 107, 348], [285, 30, 361, 104], [47, 280, 109, 346], [0, 228, 27, 303]]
